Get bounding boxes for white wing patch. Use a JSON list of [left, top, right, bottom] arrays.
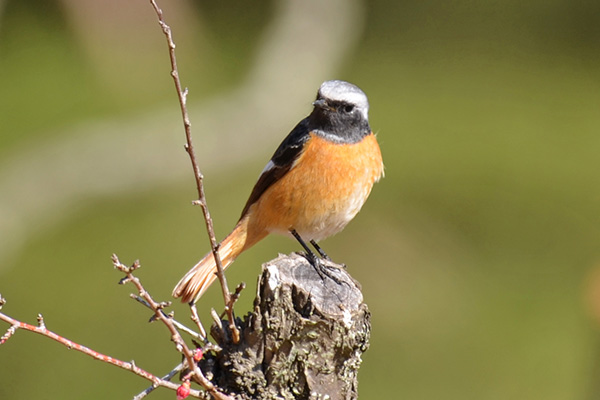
[[260, 160, 276, 175], [260, 160, 275, 175]]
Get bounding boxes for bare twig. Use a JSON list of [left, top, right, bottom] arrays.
[[133, 362, 185, 400], [131, 294, 206, 342], [189, 302, 209, 342], [219, 282, 246, 320], [112, 255, 234, 400], [147, 0, 240, 344], [0, 294, 204, 398]]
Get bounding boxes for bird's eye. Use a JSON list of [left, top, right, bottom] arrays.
[[343, 104, 354, 113]]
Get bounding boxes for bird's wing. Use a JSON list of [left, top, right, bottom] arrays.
[[239, 118, 311, 218]]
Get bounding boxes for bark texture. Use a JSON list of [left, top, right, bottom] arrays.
[[201, 253, 371, 399]]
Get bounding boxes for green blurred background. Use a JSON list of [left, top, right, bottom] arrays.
[[1, 0, 600, 398]]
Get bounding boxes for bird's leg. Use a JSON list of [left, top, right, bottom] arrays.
[[310, 240, 330, 260], [290, 230, 342, 285], [290, 229, 319, 265]]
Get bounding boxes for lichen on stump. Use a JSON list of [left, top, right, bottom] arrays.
[[202, 253, 371, 400]]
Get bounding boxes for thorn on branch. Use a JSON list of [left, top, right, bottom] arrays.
[[1, 324, 18, 345], [182, 87, 188, 104], [37, 314, 46, 330], [118, 276, 131, 285], [131, 260, 141, 271]]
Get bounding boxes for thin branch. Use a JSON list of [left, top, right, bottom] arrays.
[[220, 282, 246, 320], [147, 0, 240, 344], [112, 255, 234, 400], [133, 362, 185, 400], [130, 294, 206, 342], [0, 295, 203, 398], [189, 302, 209, 342]]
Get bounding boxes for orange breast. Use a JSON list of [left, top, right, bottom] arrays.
[[247, 133, 383, 242]]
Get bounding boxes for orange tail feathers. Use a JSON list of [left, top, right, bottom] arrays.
[[172, 215, 265, 303]]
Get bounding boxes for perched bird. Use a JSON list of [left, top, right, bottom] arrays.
[[173, 80, 384, 303]]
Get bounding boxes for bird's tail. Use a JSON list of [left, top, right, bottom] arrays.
[[172, 215, 263, 303]]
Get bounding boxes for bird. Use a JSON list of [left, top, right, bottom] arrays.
[[173, 80, 384, 304]]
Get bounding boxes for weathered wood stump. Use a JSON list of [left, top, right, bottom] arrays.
[[202, 253, 371, 399]]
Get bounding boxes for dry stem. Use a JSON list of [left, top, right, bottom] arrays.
[[147, 0, 240, 344], [112, 255, 233, 399], [0, 293, 204, 398]]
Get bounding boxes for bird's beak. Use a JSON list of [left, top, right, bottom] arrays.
[[312, 99, 329, 110]]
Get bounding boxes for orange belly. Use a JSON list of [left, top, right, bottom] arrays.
[[247, 133, 383, 241]]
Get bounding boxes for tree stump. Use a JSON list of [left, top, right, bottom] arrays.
[[202, 253, 371, 399]]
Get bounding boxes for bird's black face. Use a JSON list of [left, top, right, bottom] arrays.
[[309, 96, 371, 144]]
